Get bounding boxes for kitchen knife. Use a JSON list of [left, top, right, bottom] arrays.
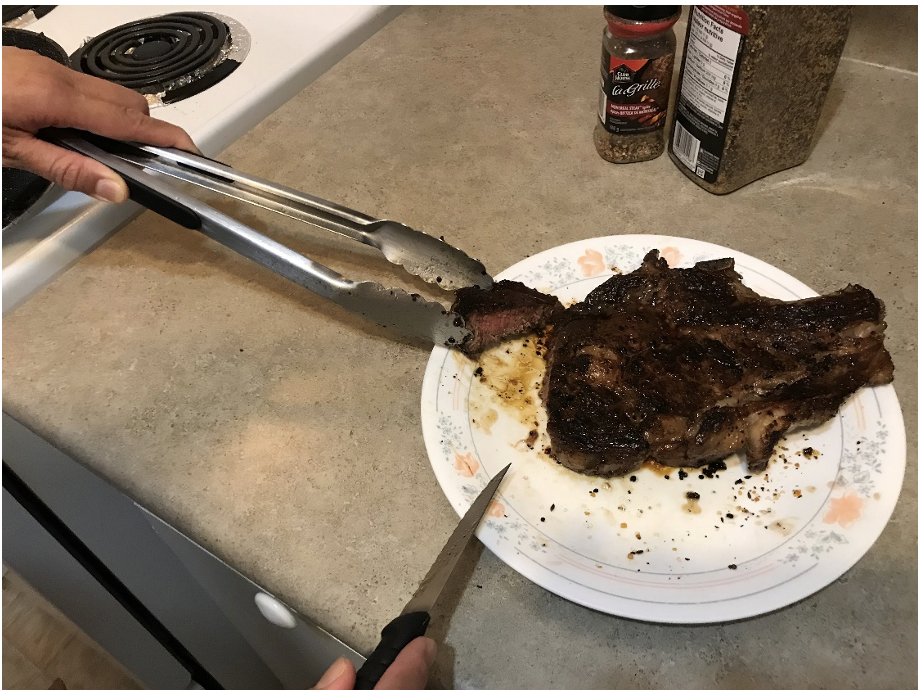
[[354, 464, 510, 690]]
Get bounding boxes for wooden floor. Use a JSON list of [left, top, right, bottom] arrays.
[[2, 566, 147, 690]]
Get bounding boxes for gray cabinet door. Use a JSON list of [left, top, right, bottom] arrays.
[[3, 486, 191, 690], [2, 413, 284, 690], [142, 508, 364, 689]]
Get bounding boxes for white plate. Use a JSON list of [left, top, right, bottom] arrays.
[[421, 235, 906, 624]]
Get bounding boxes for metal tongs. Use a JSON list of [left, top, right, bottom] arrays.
[[42, 128, 493, 347]]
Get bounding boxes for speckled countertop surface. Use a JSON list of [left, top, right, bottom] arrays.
[[4, 8, 917, 689]]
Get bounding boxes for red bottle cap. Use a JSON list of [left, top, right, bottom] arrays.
[[604, 6, 681, 38]]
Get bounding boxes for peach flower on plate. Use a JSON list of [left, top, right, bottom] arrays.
[[659, 246, 682, 267], [577, 249, 605, 277], [823, 492, 864, 529], [454, 451, 480, 478]]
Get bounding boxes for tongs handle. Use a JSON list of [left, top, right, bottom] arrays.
[[42, 128, 348, 293], [50, 130, 205, 231], [43, 128, 365, 236], [137, 141, 379, 241], [122, 175, 203, 230]]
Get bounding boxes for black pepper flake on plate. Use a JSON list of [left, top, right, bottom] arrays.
[[686, 491, 700, 500], [550, 504, 555, 512], [678, 469, 688, 480], [728, 564, 738, 570], [540, 517, 545, 522], [629, 475, 637, 482], [708, 459, 727, 474]]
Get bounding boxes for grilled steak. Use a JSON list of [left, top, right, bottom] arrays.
[[543, 250, 894, 476], [453, 280, 562, 356]]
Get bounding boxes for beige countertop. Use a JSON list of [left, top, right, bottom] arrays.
[[4, 8, 917, 689]]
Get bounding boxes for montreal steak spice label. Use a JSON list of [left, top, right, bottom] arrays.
[[598, 50, 674, 134]]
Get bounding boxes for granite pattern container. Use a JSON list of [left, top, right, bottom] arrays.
[[669, 6, 854, 194]]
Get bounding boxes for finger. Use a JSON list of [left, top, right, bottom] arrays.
[[310, 657, 356, 690], [12, 136, 128, 203], [70, 70, 152, 115], [56, 90, 200, 153], [376, 637, 437, 690]]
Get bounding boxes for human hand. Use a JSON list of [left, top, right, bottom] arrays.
[[2, 46, 198, 203], [309, 637, 436, 690]]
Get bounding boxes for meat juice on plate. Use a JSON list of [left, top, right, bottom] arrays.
[[466, 334, 845, 576]]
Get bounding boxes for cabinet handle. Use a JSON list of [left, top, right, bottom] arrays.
[[254, 592, 297, 629]]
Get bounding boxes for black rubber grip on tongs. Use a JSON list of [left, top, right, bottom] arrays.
[[354, 611, 431, 690], [120, 172, 202, 230], [40, 127, 202, 230]]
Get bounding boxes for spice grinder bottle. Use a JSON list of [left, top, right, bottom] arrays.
[[669, 6, 853, 194], [593, 5, 681, 164]]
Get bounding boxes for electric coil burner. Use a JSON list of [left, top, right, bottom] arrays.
[[70, 11, 250, 106]]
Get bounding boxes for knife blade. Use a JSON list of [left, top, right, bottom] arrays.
[[354, 464, 510, 690]]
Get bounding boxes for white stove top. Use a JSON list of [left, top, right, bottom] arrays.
[[3, 5, 400, 313]]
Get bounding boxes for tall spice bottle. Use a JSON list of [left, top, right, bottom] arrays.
[[669, 6, 853, 193], [593, 6, 681, 164]]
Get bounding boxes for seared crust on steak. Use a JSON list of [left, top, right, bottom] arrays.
[[543, 250, 894, 476]]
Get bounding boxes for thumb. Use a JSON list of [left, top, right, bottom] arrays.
[[14, 137, 129, 203], [311, 657, 356, 690]]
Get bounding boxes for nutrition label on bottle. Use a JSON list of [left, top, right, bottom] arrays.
[[680, 8, 743, 122], [671, 6, 749, 182]]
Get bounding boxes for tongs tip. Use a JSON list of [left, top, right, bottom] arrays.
[[368, 220, 492, 292]]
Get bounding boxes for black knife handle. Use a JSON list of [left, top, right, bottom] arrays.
[[354, 611, 431, 690]]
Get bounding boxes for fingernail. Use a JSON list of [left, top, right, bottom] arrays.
[[315, 657, 349, 689], [421, 638, 437, 666], [93, 178, 126, 203]]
